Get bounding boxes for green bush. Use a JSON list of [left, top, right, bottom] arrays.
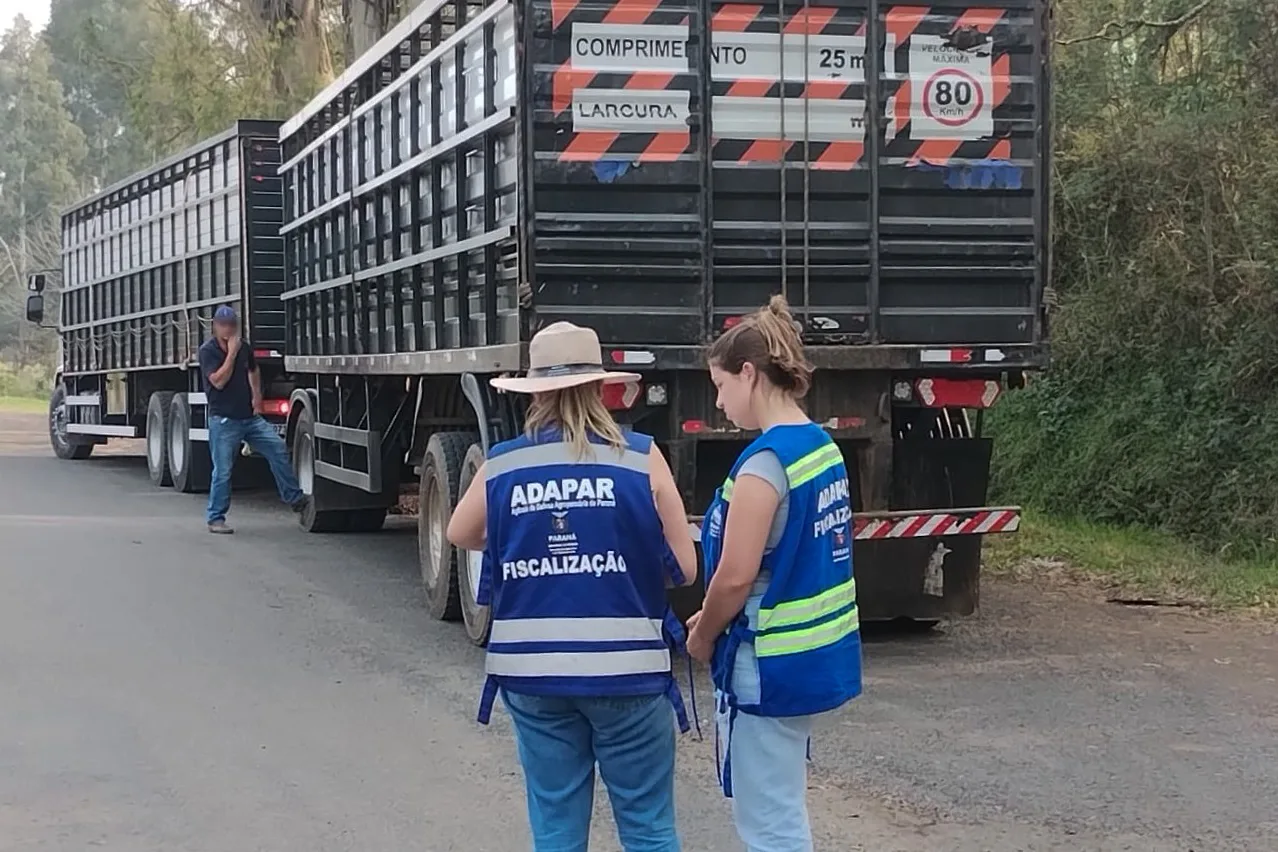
[[0, 361, 54, 400], [989, 1, 1278, 557]]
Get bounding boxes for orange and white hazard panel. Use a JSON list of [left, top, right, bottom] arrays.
[[709, 2, 868, 169], [552, 0, 695, 163]]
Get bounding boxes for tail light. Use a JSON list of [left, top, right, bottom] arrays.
[[601, 381, 641, 411], [915, 378, 1001, 409], [260, 398, 291, 417]]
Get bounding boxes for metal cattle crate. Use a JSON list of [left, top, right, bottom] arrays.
[[279, 0, 1049, 375], [59, 120, 285, 376]]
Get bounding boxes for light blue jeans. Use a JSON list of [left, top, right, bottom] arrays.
[[206, 414, 302, 524], [502, 690, 681, 852], [715, 705, 816, 852], [715, 577, 818, 852]]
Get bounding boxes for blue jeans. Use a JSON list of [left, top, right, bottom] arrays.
[[206, 414, 302, 524], [715, 705, 816, 852], [714, 576, 818, 852], [502, 690, 681, 852]]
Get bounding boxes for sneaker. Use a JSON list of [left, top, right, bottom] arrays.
[[208, 521, 234, 535], [290, 496, 311, 515]]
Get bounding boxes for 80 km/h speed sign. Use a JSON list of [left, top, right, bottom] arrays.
[[922, 67, 984, 127], [908, 35, 993, 140]]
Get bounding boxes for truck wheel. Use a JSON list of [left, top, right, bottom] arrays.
[[49, 385, 92, 460], [457, 442, 492, 646], [419, 431, 476, 622], [292, 406, 348, 533], [146, 391, 176, 487], [170, 393, 211, 494]]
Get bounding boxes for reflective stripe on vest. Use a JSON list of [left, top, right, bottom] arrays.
[[485, 440, 650, 479], [487, 617, 672, 678], [491, 616, 665, 644], [487, 648, 672, 678], [721, 441, 845, 501], [755, 605, 860, 658], [757, 577, 857, 632]]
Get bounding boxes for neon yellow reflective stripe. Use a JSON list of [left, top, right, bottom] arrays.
[[757, 578, 856, 631], [722, 477, 734, 501], [785, 443, 844, 489], [755, 606, 859, 658]]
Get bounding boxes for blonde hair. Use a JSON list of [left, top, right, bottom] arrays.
[[524, 382, 627, 458], [706, 294, 813, 397]]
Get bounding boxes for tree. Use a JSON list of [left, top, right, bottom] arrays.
[[0, 18, 87, 365], [44, 0, 157, 186], [992, 0, 1278, 553], [122, 0, 340, 154]]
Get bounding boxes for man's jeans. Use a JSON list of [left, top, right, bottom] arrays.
[[206, 414, 303, 524], [502, 690, 681, 852]]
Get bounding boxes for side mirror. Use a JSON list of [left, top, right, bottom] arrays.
[[27, 273, 46, 293], [25, 293, 44, 325]]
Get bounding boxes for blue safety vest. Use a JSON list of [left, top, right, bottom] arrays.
[[477, 428, 689, 730], [701, 423, 862, 792]]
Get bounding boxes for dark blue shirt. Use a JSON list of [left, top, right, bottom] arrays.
[[198, 338, 257, 420]]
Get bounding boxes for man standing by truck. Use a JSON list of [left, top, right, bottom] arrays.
[[200, 305, 308, 534]]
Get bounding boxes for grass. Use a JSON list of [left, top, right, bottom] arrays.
[[0, 396, 47, 414], [984, 510, 1278, 610]]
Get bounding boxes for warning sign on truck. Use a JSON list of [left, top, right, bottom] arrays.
[[713, 96, 865, 142], [572, 89, 691, 133], [908, 35, 993, 139], [571, 23, 690, 73], [711, 32, 865, 83]]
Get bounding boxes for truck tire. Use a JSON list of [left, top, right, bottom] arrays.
[[170, 393, 212, 494], [48, 385, 93, 460], [146, 391, 176, 487], [292, 405, 349, 533], [419, 431, 477, 622], [457, 442, 492, 646]]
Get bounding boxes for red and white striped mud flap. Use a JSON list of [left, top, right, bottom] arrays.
[[686, 507, 1021, 540]]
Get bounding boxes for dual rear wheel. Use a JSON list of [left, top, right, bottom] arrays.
[[144, 391, 210, 493], [419, 431, 491, 646]]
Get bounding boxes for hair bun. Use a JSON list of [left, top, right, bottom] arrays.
[[767, 293, 803, 334]]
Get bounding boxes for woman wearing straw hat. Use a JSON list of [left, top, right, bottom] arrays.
[[447, 320, 698, 852]]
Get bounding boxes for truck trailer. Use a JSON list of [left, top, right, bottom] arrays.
[[28, 120, 293, 492], [273, 0, 1051, 642], [33, 0, 1051, 643]]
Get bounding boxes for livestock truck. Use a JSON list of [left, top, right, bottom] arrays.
[[26, 121, 295, 492], [34, 0, 1051, 641]]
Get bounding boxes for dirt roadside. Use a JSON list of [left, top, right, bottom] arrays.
[[0, 409, 142, 458]]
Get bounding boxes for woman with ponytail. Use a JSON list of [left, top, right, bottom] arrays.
[[686, 295, 863, 851]]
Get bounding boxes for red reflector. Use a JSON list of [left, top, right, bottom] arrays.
[[915, 378, 1002, 409], [681, 420, 706, 434], [601, 381, 641, 411], [261, 398, 291, 417], [722, 316, 744, 329]]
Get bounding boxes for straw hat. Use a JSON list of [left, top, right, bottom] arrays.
[[490, 321, 640, 394]]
